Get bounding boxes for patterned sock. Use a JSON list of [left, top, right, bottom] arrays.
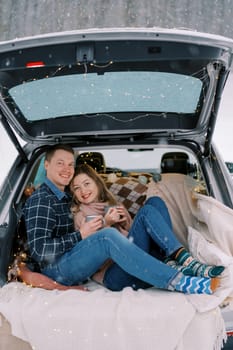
[[165, 259, 195, 276], [170, 273, 218, 295], [174, 248, 225, 278]]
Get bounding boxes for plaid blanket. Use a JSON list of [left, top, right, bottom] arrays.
[[106, 177, 147, 217]]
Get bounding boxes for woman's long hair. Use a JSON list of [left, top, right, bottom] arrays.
[[70, 163, 117, 211]]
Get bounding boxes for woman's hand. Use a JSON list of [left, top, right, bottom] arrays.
[[104, 206, 128, 227], [79, 216, 104, 238], [104, 207, 119, 226], [115, 206, 131, 230]]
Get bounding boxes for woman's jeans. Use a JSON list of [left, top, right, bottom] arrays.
[[103, 196, 183, 290], [43, 196, 182, 291]]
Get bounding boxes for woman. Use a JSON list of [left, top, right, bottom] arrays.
[[67, 163, 223, 293]]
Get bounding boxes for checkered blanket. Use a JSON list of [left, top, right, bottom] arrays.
[[106, 177, 147, 217]]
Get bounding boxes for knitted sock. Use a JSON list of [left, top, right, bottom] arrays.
[[174, 248, 225, 278], [165, 259, 196, 276], [170, 273, 219, 295]]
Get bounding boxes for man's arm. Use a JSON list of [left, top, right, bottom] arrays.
[[24, 195, 81, 265]]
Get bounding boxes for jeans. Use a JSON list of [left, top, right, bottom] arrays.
[[42, 224, 179, 291], [104, 196, 183, 290]]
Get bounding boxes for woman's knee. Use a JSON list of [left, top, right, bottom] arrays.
[[145, 196, 168, 212], [145, 196, 164, 206]]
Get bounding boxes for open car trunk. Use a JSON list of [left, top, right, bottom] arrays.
[[1, 28, 233, 349]]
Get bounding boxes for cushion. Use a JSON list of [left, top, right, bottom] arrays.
[[106, 178, 147, 217]]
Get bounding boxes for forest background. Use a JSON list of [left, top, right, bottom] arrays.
[[0, 0, 233, 41]]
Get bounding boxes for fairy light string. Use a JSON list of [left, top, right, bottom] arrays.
[[0, 60, 214, 283]]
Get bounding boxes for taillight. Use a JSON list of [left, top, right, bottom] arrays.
[[25, 61, 45, 68]]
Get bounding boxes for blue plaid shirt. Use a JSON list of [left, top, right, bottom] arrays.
[[23, 178, 82, 268]]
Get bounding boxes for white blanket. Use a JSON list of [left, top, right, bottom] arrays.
[[187, 227, 233, 313], [193, 192, 233, 257], [0, 224, 231, 350], [0, 281, 226, 350], [1, 174, 233, 350]]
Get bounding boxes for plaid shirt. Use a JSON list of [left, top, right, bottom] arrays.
[[23, 178, 82, 268]]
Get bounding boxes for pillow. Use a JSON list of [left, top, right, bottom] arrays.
[[186, 226, 233, 312], [106, 178, 147, 217]]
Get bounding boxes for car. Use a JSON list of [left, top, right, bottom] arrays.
[[226, 161, 233, 178], [1, 28, 233, 350]]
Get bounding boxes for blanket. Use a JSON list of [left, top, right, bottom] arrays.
[[1, 173, 233, 350], [147, 173, 200, 246], [0, 281, 226, 350], [193, 192, 233, 257], [0, 226, 231, 350], [148, 174, 233, 307]]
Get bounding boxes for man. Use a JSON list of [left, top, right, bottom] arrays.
[[22, 144, 85, 290]]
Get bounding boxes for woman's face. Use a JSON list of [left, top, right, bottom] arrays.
[[72, 173, 99, 204]]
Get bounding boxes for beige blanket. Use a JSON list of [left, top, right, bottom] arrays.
[[147, 173, 233, 311], [147, 173, 201, 246], [147, 173, 233, 260]]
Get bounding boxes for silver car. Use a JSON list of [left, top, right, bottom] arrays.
[[0, 28, 233, 349]]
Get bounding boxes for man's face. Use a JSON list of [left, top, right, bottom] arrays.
[[44, 149, 75, 191]]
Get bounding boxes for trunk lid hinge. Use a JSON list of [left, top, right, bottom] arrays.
[[0, 113, 28, 163]]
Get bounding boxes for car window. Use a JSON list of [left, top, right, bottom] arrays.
[[79, 148, 198, 173], [226, 162, 233, 177], [25, 147, 199, 191], [9, 72, 202, 120]]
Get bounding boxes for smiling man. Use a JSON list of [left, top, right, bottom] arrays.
[[44, 144, 75, 191], [23, 144, 83, 272]]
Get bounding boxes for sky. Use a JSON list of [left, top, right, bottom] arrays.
[[1, 72, 233, 186]]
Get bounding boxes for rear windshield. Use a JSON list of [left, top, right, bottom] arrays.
[[9, 71, 202, 121]]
